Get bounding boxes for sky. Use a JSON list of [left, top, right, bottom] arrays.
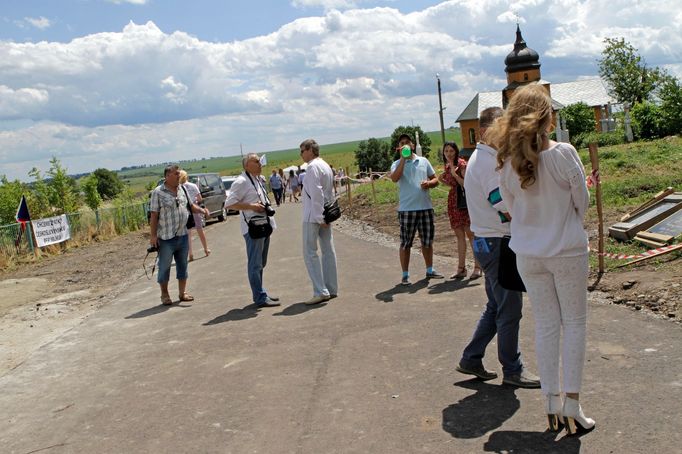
[[1, 0, 681, 181]]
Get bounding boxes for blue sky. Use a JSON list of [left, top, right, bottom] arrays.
[[1, 0, 681, 180]]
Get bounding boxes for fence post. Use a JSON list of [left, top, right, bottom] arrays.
[[345, 166, 352, 209], [588, 143, 604, 275], [369, 167, 377, 205], [95, 209, 100, 229]]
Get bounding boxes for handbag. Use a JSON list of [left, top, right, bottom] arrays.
[[456, 183, 467, 210], [244, 213, 272, 239], [323, 199, 342, 224], [181, 186, 196, 229], [498, 236, 526, 292]]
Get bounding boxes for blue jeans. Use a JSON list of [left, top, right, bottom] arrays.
[[302, 222, 338, 297], [157, 234, 189, 284], [460, 236, 523, 377], [243, 233, 270, 305]]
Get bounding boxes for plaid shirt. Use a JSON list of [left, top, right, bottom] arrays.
[[150, 184, 190, 240]]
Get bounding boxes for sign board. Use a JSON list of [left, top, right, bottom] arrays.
[[32, 215, 71, 247], [609, 193, 682, 241], [634, 210, 682, 248]]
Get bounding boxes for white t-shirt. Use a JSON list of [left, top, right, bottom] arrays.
[[499, 142, 589, 257], [183, 182, 201, 203], [224, 172, 277, 236]]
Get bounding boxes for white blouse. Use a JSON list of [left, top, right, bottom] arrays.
[[499, 142, 590, 258]]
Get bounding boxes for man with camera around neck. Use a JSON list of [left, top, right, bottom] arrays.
[[300, 139, 338, 305], [225, 153, 281, 308], [149, 164, 209, 306]]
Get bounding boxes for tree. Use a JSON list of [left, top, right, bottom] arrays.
[[354, 138, 392, 172], [0, 176, 27, 225], [598, 37, 665, 105], [82, 174, 102, 211], [46, 157, 80, 214], [390, 125, 432, 159], [27, 167, 53, 219], [561, 102, 595, 144], [93, 168, 125, 200], [658, 75, 682, 136]]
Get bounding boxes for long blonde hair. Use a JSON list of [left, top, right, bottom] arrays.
[[490, 84, 553, 189]]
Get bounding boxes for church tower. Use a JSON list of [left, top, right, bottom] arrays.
[[502, 25, 547, 107]]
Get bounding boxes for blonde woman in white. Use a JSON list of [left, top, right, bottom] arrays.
[[491, 84, 595, 435]]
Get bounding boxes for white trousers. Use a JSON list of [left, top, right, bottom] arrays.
[[516, 253, 589, 394], [302, 222, 338, 297]]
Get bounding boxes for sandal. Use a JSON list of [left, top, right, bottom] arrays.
[[470, 268, 483, 280], [161, 295, 173, 306], [189, 254, 194, 262], [179, 293, 194, 302], [451, 267, 467, 279], [204, 249, 211, 257]]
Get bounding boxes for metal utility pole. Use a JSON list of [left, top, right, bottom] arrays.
[[436, 74, 446, 147], [240, 143, 243, 157]]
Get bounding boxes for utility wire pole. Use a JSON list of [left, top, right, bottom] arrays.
[[436, 74, 446, 147]]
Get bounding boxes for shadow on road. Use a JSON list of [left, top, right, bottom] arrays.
[[125, 303, 191, 319], [374, 278, 429, 302], [202, 304, 260, 325], [427, 278, 481, 295], [273, 302, 327, 317], [442, 379, 519, 439], [483, 430, 581, 453]]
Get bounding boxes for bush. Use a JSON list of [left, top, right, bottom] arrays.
[[561, 102, 595, 145], [573, 130, 626, 149], [631, 102, 664, 140]]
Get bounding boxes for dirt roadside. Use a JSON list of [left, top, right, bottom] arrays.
[[0, 207, 680, 375]]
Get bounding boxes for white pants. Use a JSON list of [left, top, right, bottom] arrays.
[[516, 253, 589, 394], [302, 222, 338, 297]]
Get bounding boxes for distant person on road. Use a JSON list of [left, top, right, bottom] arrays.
[[224, 154, 281, 308], [455, 107, 540, 389], [179, 170, 210, 262], [494, 84, 594, 434], [389, 132, 444, 285], [269, 169, 284, 206], [288, 169, 300, 202], [300, 139, 338, 305], [149, 165, 209, 305], [438, 142, 481, 280], [278, 168, 287, 204]]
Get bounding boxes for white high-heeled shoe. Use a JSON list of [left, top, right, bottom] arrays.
[[546, 394, 563, 431], [563, 396, 595, 435]]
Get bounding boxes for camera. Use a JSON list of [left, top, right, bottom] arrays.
[[264, 203, 276, 217], [147, 245, 158, 253]]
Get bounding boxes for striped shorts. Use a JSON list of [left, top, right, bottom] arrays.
[[398, 209, 435, 249]]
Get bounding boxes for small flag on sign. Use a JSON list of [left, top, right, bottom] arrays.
[[15, 195, 31, 248], [259, 154, 267, 166]]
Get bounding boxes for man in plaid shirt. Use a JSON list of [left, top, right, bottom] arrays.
[[150, 165, 209, 305]]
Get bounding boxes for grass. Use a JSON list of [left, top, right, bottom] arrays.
[[118, 129, 463, 195]]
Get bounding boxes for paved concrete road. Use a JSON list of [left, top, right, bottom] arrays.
[[2, 202, 681, 453]]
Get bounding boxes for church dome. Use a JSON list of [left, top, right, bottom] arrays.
[[504, 25, 540, 73]]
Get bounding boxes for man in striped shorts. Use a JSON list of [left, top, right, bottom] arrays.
[[389, 133, 444, 285]]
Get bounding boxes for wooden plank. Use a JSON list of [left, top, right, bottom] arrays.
[[588, 143, 604, 274], [620, 187, 675, 221]]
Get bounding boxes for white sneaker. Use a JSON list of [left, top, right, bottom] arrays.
[[305, 295, 331, 305]]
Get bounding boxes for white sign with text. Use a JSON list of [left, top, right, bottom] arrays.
[[32, 215, 71, 247]]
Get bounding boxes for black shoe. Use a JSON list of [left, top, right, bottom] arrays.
[[267, 295, 280, 302], [456, 363, 498, 381], [426, 270, 444, 279], [258, 297, 281, 308], [400, 276, 411, 286], [502, 370, 541, 388]]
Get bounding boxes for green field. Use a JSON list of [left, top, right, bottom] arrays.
[[119, 129, 462, 194]]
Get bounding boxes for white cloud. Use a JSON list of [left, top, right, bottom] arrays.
[[24, 16, 52, 30], [1, 0, 681, 180]]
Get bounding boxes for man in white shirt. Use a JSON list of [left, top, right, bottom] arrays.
[[300, 139, 338, 305], [225, 154, 280, 308], [456, 107, 540, 388]]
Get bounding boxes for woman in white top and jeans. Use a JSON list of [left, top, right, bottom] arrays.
[[491, 84, 595, 436]]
